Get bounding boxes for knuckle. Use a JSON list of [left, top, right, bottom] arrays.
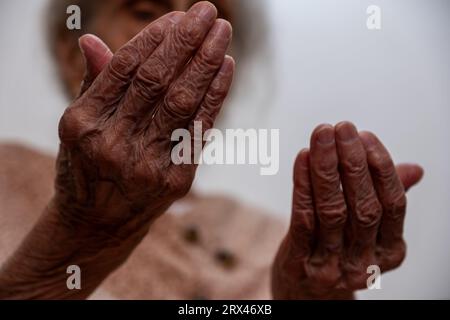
[[291, 204, 315, 235], [109, 47, 139, 81], [313, 157, 338, 179], [381, 240, 407, 270], [134, 59, 170, 101], [385, 193, 407, 222], [58, 107, 88, 144], [204, 88, 226, 108], [164, 87, 197, 117], [317, 202, 347, 228], [137, 23, 165, 51], [379, 173, 399, 194], [293, 190, 313, 213], [354, 197, 382, 228], [342, 156, 367, 177], [199, 45, 224, 67], [389, 192, 407, 211], [317, 185, 342, 203], [373, 154, 394, 178], [176, 19, 205, 47]]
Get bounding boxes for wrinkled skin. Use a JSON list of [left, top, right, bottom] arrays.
[[57, 4, 233, 238], [59, 0, 234, 98], [0, 1, 423, 300], [272, 123, 423, 299], [0, 2, 235, 299]]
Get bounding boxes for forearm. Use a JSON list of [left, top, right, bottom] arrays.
[[0, 199, 151, 299]]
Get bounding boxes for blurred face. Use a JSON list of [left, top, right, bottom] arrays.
[[59, 0, 232, 97], [92, 0, 232, 52]]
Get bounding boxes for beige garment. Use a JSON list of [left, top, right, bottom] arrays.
[[0, 143, 287, 300]]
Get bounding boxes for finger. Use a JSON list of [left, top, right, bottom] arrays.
[[335, 122, 381, 288], [288, 149, 315, 258], [396, 164, 424, 191], [190, 55, 235, 134], [309, 124, 347, 259], [59, 13, 183, 146], [335, 123, 381, 246], [81, 11, 184, 117], [153, 19, 232, 138], [78, 34, 113, 96], [272, 150, 314, 285], [186, 55, 235, 164], [117, 2, 217, 129], [359, 131, 408, 260], [168, 56, 234, 171]]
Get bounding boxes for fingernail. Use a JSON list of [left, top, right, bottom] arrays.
[[80, 34, 97, 48], [336, 122, 358, 141], [316, 126, 334, 144], [210, 19, 232, 40], [190, 1, 217, 22], [220, 55, 235, 75]]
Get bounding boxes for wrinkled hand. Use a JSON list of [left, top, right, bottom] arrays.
[[55, 2, 234, 239], [272, 122, 423, 299]]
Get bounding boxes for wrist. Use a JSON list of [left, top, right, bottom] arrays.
[[0, 198, 151, 299], [49, 191, 157, 247]]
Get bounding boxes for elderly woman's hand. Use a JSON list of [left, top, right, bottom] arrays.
[[0, 2, 234, 299], [56, 2, 233, 239], [272, 122, 423, 299]]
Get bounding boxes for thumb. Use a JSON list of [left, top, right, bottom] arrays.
[[78, 34, 113, 96], [396, 163, 424, 192]]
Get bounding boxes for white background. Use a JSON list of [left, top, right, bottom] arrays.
[[0, 0, 449, 299]]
